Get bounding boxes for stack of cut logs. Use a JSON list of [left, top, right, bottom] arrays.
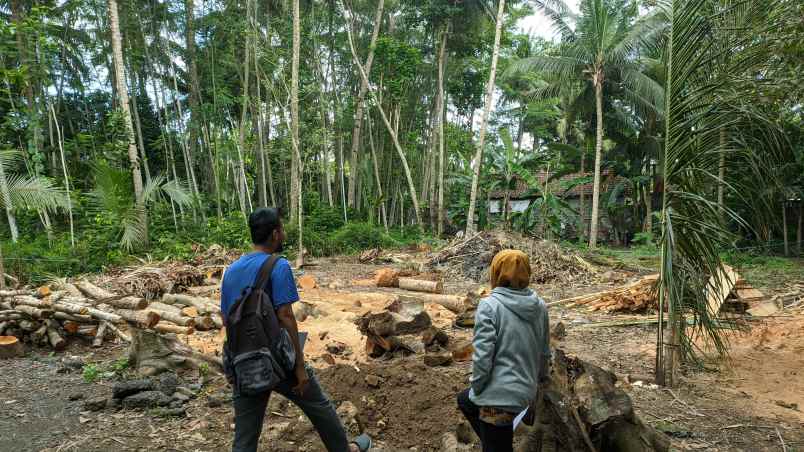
[[0, 280, 224, 354], [559, 275, 659, 313]]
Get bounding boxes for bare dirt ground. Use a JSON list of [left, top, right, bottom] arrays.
[[1, 253, 802, 451]]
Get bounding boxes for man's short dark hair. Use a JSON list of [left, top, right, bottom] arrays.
[[249, 207, 282, 245]]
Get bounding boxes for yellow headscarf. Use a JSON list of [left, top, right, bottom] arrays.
[[489, 249, 531, 289]]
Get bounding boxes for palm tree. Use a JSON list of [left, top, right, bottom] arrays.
[[466, 0, 507, 236], [108, 0, 147, 245], [508, 0, 664, 248], [650, 0, 785, 385]]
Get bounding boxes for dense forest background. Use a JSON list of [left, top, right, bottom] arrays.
[[1, 0, 802, 282]]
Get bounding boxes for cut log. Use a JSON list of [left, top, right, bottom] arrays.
[[14, 304, 54, 319], [396, 293, 467, 314], [152, 322, 194, 335], [359, 248, 381, 263], [0, 313, 23, 322], [0, 290, 29, 297], [161, 293, 218, 314], [210, 313, 224, 329], [53, 312, 94, 323], [62, 320, 81, 335], [128, 329, 220, 376], [0, 336, 24, 358], [31, 324, 49, 345], [75, 280, 148, 310], [118, 309, 160, 328], [181, 306, 199, 317], [451, 342, 474, 362], [374, 268, 401, 288], [398, 278, 443, 294], [356, 310, 432, 337], [50, 300, 91, 316], [421, 326, 449, 347], [12, 295, 52, 308], [192, 315, 216, 331], [45, 320, 67, 351], [92, 322, 109, 347], [106, 322, 132, 342], [0, 321, 8, 335], [148, 301, 183, 314], [298, 274, 317, 290], [18, 320, 38, 331], [145, 308, 194, 327], [74, 324, 99, 337], [364, 334, 416, 358]]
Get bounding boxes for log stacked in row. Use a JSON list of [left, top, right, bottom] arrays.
[[0, 281, 224, 352]]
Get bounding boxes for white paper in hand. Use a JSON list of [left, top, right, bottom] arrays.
[[513, 407, 529, 431]]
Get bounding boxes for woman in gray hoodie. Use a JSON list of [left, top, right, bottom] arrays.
[[457, 249, 550, 452]]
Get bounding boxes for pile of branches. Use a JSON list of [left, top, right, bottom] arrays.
[[427, 231, 595, 284], [0, 280, 224, 352]]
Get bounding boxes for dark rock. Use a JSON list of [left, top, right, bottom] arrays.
[[113, 379, 155, 399], [423, 352, 453, 367], [456, 421, 475, 444], [68, 393, 85, 401], [122, 391, 172, 409], [207, 393, 232, 408], [109, 398, 122, 410], [169, 400, 184, 409], [365, 374, 383, 388], [82, 397, 107, 412], [61, 357, 84, 370], [158, 372, 180, 395], [326, 341, 349, 355]]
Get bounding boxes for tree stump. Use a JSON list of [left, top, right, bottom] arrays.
[[522, 349, 670, 452], [0, 336, 24, 358], [128, 329, 221, 376]]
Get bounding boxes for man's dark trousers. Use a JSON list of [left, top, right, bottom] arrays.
[[232, 365, 350, 452], [457, 388, 514, 452]]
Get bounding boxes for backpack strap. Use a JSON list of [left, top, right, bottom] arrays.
[[254, 254, 282, 293], [227, 254, 282, 324]]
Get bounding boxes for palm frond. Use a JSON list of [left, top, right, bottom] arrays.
[[5, 175, 67, 212]]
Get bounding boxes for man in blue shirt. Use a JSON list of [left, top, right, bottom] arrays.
[[222, 208, 371, 452]]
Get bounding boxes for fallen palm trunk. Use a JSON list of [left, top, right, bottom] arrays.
[[145, 308, 194, 327], [92, 322, 109, 347], [152, 321, 194, 335], [395, 292, 467, 314], [557, 275, 660, 314], [129, 329, 220, 376]]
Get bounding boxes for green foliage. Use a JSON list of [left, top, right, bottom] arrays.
[[632, 231, 655, 246], [82, 363, 100, 383]]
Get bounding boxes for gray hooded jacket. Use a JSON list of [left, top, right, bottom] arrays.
[[468, 287, 550, 412]]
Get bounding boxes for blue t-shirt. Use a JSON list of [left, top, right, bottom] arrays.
[[220, 252, 299, 322]]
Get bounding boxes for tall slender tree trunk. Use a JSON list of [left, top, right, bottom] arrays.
[[436, 27, 449, 236], [578, 152, 586, 242], [236, 2, 252, 219], [345, 10, 423, 231], [347, 0, 385, 209], [255, 81, 268, 207], [291, 0, 304, 265], [129, 82, 151, 184], [367, 114, 388, 232], [797, 202, 802, 255], [0, 153, 18, 242], [108, 0, 147, 245], [589, 72, 604, 249], [465, 0, 505, 235], [186, 0, 203, 179], [782, 201, 789, 256], [48, 103, 74, 247]]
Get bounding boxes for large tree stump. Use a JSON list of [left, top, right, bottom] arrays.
[[0, 336, 24, 358], [522, 349, 670, 452], [128, 329, 221, 377]]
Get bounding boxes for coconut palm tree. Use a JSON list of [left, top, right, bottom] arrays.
[[507, 0, 664, 248], [648, 0, 786, 386]]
